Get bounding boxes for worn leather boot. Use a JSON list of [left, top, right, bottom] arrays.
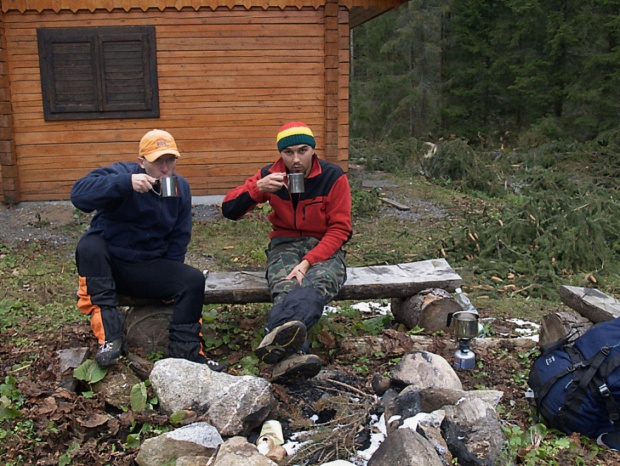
[[254, 320, 307, 364], [270, 353, 322, 382]]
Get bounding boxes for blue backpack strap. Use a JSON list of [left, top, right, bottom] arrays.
[[534, 346, 585, 416], [594, 352, 620, 424], [554, 347, 611, 432]]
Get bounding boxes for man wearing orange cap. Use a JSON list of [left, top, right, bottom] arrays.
[[222, 122, 352, 381], [71, 129, 226, 371]]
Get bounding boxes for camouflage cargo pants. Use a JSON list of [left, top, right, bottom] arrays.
[[266, 236, 347, 305]]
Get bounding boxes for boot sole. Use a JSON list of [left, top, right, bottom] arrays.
[[271, 356, 322, 382], [255, 322, 306, 364]]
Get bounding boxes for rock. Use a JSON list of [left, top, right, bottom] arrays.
[[135, 422, 222, 466], [367, 427, 443, 466], [371, 373, 391, 396], [176, 456, 213, 465], [441, 398, 505, 466], [212, 436, 278, 465], [390, 351, 463, 390], [150, 358, 274, 436], [57, 347, 89, 391], [92, 363, 142, 409], [413, 412, 453, 465]]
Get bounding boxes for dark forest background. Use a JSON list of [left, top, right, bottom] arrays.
[[350, 0, 619, 146]]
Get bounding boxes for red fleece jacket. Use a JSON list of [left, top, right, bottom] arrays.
[[222, 156, 352, 265]]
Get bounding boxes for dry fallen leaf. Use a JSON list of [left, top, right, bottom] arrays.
[[77, 413, 110, 428]]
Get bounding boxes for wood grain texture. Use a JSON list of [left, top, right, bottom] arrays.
[[1, 6, 353, 201], [199, 259, 462, 304]]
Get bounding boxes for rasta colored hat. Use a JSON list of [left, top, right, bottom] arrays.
[[276, 122, 316, 152], [139, 129, 181, 162]]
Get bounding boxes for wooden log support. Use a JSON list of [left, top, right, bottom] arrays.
[[559, 286, 620, 323], [391, 288, 462, 334]]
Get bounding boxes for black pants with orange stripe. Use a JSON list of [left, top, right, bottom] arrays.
[[75, 234, 206, 361]]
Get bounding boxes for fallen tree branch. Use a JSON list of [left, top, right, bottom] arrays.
[[322, 378, 375, 399]]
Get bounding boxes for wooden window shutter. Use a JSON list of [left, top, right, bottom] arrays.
[[99, 28, 157, 112], [37, 26, 159, 121], [38, 31, 99, 114]]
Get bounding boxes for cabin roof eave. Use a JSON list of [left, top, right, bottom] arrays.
[[1, 0, 407, 14]]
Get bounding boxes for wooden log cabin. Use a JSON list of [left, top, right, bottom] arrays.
[[0, 0, 406, 204]]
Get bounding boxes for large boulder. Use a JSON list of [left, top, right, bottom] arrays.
[[150, 358, 274, 436], [390, 351, 463, 390]]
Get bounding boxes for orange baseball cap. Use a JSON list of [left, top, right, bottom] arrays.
[[139, 129, 181, 162]]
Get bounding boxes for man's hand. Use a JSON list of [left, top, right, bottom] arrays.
[[256, 172, 287, 193], [286, 259, 311, 285], [132, 173, 158, 193]]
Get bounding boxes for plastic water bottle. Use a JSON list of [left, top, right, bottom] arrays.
[[454, 287, 478, 314]]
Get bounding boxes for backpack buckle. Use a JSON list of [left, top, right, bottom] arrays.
[[568, 361, 586, 372], [601, 346, 611, 356], [599, 383, 611, 397]]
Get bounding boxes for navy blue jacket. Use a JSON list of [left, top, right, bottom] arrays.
[[71, 162, 192, 263]]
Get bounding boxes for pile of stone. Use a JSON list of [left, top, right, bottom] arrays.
[[124, 351, 506, 466]]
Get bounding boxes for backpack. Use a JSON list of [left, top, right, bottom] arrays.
[[527, 317, 620, 438]]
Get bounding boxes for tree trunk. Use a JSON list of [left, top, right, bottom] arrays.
[[391, 288, 463, 334]]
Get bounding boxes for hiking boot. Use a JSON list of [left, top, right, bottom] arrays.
[[195, 355, 228, 373], [271, 353, 322, 382], [95, 337, 125, 367], [255, 321, 307, 364], [597, 432, 620, 451]]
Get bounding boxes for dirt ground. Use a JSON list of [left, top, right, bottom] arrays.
[[1, 182, 618, 465]]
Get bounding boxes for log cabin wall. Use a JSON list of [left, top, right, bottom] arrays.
[[0, 5, 351, 202], [0, 10, 19, 203]]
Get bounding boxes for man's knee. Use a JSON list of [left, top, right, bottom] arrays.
[[183, 265, 206, 293], [76, 235, 110, 275]]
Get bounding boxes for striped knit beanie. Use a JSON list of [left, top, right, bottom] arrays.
[[276, 122, 316, 152]]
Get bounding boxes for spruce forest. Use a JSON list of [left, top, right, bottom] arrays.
[[348, 0, 620, 299]]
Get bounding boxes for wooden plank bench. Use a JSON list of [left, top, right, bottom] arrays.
[[202, 258, 462, 304], [120, 259, 462, 354]]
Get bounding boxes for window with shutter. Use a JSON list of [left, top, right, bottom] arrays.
[[37, 26, 159, 121]]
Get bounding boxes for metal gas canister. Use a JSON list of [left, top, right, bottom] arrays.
[[453, 348, 476, 370]]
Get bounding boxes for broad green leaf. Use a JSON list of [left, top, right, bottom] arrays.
[[74, 359, 107, 384], [130, 382, 147, 412]]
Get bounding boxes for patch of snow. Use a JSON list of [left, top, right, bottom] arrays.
[[399, 414, 423, 432], [507, 318, 540, 342], [350, 301, 391, 315], [325, 301, 391, 315], [352, 413, 387, 465], [282, 431, 314, 457]]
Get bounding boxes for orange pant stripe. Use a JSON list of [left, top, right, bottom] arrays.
[[78, 276, 106, 344]]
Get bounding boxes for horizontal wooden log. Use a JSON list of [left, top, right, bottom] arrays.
[[559, 285, 620, 323], [340, 333, 538, 358], [119, 259, 462, 306], [202, 259, 462, 304]]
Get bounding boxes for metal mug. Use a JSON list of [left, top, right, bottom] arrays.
[[286, 173, 305, 194], [153, 176, 178, 197]]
